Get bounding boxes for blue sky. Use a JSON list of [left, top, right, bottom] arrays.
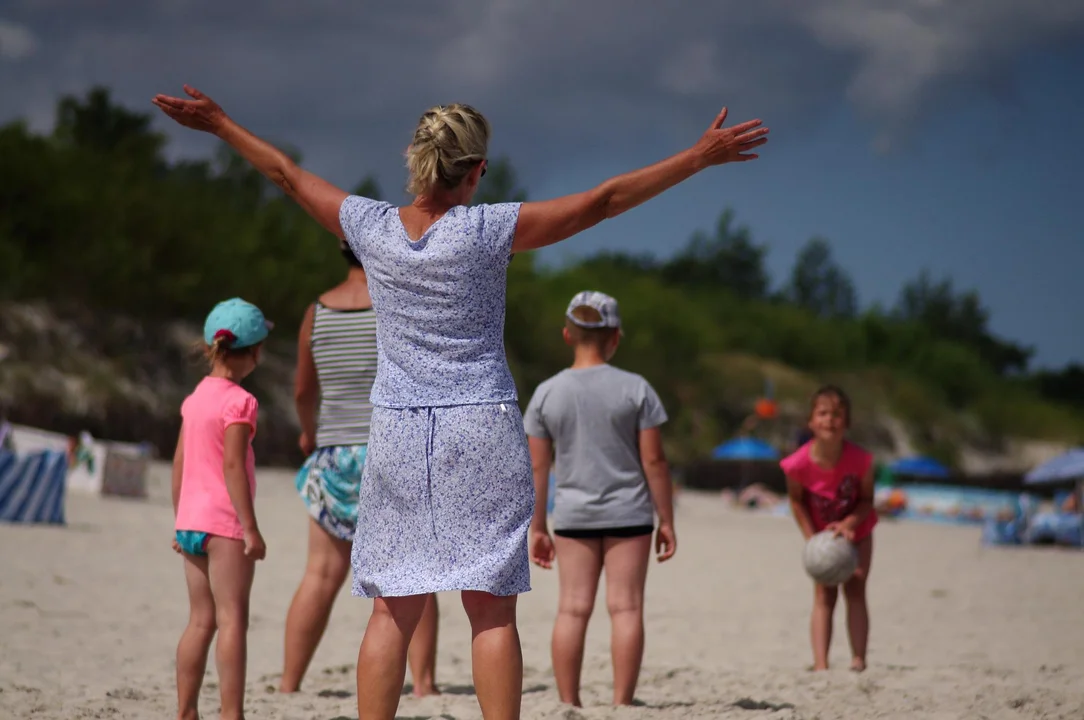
[[1, 1, 1081, 367]]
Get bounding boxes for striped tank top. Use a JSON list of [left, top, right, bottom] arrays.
[[311, 302, 378, 448]]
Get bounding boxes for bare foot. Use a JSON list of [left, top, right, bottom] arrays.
[[412, 684, 441, 698], [809, 663, 829, 672], [850, 658, 866, 672]]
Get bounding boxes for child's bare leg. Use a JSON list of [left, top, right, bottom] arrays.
[[407, 593, 441, 696], [177, 553, 216, 720], [206, 538, 256, 720], [551, 536, 603, 707], [602, 534, 651, 706], [844, 536, 873, 672], [281, 520, 351, 692], [811, 584, 838, 671]]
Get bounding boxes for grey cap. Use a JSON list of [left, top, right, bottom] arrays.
[[566, 290, 621, 329]]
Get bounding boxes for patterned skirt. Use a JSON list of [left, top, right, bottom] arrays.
[[350, 403, 534, 598], [295, 444, 367, 541]]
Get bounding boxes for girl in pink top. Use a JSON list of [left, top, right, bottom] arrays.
[[171, 298, 271, 720], [780, 385, 876, 673]]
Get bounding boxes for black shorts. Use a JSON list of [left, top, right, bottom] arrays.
[[553, 525, 654, 539]]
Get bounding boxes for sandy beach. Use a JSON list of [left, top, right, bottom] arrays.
[[2, 463, 1083, 720]]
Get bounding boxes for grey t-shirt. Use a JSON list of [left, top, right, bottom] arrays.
[[523, 364, 668, 530]]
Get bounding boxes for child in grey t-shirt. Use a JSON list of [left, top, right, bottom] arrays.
[[524, 290, 677, 708]]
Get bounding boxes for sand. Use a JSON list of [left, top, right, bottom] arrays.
[[2, 463, 1083, 720]]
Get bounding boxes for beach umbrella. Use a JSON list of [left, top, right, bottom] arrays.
[[711, 437, 779, 461], [1025, 448, 1084, 511], [889, 455, 951, 478], [1024, 449, 1084, 485]]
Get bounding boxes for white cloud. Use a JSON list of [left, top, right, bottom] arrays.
[[0, 20, 36, 60]]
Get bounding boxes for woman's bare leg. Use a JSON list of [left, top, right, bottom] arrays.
[[462, 591, 522, 720], [602, 535, 651, 705], [407, 593, 441, 696], [176, 553, 216, 720], [356, 595, 428, 720], [206, 537, 256, 720], [280, 519, 351, 692], [551, 536, 603, 707]]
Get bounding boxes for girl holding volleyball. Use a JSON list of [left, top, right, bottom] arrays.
[[780, 385, 876, 672]]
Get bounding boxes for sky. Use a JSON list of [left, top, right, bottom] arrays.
[[2, 0, 1082, 368]]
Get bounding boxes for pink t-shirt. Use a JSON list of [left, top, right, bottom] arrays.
[[780, 440, 877, 541], [174, 377, 258, 539]]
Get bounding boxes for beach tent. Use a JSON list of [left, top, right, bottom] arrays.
[[0, 448, 67, 525], [711, 437, 780, 461], [889, 455, 951, 478]]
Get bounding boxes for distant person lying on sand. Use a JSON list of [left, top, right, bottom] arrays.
[[720, 483, 782, 509]]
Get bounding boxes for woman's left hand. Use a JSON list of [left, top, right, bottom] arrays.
[[152, 85, 228, 134]]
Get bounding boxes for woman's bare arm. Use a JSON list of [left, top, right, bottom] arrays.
[[512, 107, 768, 252], [294, 303, 319, 447], [153, 85, 349, 238]]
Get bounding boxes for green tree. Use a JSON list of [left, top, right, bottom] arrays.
[[785, 237, 858, 318], [53, 86, 165, 165], [473, 156, 527, 205], [895, 270, 1032, 374], [352, 175, 382, 200], [661, 209, 769, 299]]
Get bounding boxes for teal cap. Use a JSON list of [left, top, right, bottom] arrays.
[[203, 298, 272, 349]]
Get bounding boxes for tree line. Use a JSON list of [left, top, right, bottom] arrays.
[[2, 87, 1081, 461]]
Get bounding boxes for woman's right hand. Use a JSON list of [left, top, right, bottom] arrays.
[[152, 85, 228, 135], [530, 528, 555, 569], [692, 107, 769, 167], [299, 431, 316, 457]]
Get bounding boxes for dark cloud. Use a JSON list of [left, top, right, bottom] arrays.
[[3, 0, 1084, 189]]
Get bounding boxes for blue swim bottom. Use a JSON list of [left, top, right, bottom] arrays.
[[175, 530, 210, 556]]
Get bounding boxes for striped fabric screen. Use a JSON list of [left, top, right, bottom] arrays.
[[0, 449, 67, 525]]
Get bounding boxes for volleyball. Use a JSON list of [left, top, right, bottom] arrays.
[[802, 531, 858, 586]]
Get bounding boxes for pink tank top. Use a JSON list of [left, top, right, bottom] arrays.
[[779, 440, 877, 540]]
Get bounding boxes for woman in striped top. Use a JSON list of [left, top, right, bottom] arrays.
[[280, 240, 441, 696]]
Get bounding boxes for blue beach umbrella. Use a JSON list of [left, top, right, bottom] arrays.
[[711, 437, 779, 461], [889, 456, 951, 478], [1024, 449, 1084, 485]]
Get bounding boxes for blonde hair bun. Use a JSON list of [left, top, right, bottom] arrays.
[[406, 104, 490, 195]]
